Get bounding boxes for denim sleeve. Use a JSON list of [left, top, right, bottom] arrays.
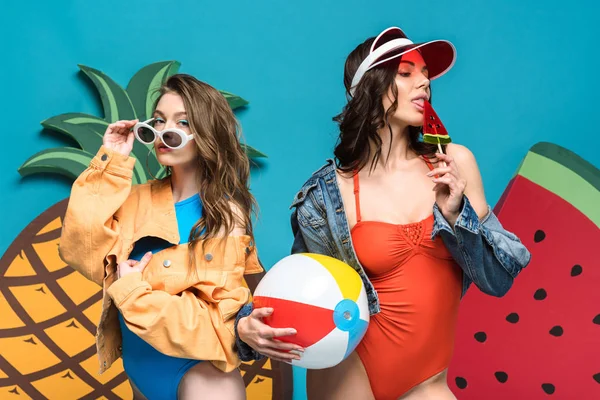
[[234, 303, 265, 362], [432, 196, 532, 297], [291, 207, 309, 254]]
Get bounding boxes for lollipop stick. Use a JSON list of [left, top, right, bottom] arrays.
[[437, 140, 447, 167]]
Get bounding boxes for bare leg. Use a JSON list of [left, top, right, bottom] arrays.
[[399, 370, 457, 400], [307, 351, 374, 400], [400, 385, 457, 400], [178, 362, 246, 400]]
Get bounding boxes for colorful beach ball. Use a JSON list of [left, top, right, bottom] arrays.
[[253, 253, 370, 369]]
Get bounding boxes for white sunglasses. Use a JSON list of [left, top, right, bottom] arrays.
[[133, 118, 194, 150]]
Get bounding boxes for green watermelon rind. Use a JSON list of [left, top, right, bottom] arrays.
[[530, 142, 600, 192], [423, 134, 452, 145], [518, 142, 600, 228]]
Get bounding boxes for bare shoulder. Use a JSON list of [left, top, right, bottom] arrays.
[[445, 143, 478, 169], [335, 168, 354, 184], [334, 168, 355, 199]]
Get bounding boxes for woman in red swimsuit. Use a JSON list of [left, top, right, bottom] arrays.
[[238, 26, 528, 399], [320, 27, 476, 400]]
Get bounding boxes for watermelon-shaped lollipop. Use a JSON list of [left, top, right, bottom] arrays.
[[423, 100, 451, 150]]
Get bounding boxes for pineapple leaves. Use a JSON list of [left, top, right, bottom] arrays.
[[78, 64, 136, 122], [127, 61, 181, 121], [18, 148, 96, 181], [41, 112, 148, 184], [41, 113, 107, 154], [19, 148, 148, 184], [242, 144, 267, 159], [21, 61, 267, 186], [219, 90, 249, 110]]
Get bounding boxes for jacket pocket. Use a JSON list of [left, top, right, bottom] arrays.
[[293, 183, 327, 228], [290, 179, 319, 208]]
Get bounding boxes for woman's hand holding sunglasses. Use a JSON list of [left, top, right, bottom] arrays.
[[102, 119, 139, 157]]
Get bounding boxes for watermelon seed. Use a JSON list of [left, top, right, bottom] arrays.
[[593, 314, 600, 325], [534, 230, 546, 243], [474, 332, 487, 343], [593, 373, 600, 384], [506, 313, 519, 323], [571, 264, 583, 276], [495, 371, 508, 383], [430, 116, 435, 120], [542, 383, 555, 394], [455, 377, 467, 389], [534, 288, 547, 300], [549, 326, 564, 337]]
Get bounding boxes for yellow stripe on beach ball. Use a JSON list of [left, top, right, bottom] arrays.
[[303, 254, 362, 302]]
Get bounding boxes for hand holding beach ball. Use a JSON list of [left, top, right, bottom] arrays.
[[253, 253, 370, 369]]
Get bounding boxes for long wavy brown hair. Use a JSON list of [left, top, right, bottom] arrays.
[[155, 74, 257, 270], [334, 31, 443, 174]]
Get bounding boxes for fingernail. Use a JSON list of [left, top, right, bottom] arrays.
[[267, 308, 274, 313], [289, 329, 297, 335]]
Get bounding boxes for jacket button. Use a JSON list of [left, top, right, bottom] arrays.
[[101, 154, 108, 161], [103, 361, 107, 367], [163, 260, 171, 268], [245, 247, 251, 255], [205, 254, 213, 261], [118, 345, 122, 352], [297, 192, 304, 199]]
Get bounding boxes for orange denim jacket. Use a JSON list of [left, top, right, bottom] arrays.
[[58, 146, 263, 374]]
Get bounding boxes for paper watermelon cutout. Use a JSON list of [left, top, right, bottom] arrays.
[[422, 100, 451, 145], [448, 142, 600, 398]]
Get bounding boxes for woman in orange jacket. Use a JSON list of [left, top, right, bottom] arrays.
[[59, 74, 263, 399]]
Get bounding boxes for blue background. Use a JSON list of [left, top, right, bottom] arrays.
[[1, 1, 598, 399]]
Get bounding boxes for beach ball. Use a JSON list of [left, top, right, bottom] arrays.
[[253, 253, 370, 369]]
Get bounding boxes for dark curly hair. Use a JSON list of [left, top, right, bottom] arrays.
[[333, 31, 443, 174]]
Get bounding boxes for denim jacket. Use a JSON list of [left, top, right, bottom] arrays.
[[235, 158, 531, 361]]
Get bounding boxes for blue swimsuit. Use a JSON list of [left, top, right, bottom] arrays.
[[118, 194, 204, 399]]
